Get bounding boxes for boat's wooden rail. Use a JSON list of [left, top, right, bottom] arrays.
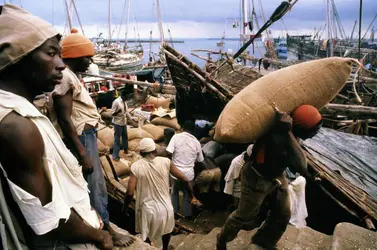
[[304, 150, 377, 230]]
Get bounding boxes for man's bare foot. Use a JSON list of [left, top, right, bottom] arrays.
[[106, 224, 136, 247], [112, 231, 136, 247]]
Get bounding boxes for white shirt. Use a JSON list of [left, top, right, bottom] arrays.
[[52, 68, 100, 135], [224, 152, 246, 196], [111, 96, 130, 126], [0, 90, 100, 236], [166, 132, 204, 181]]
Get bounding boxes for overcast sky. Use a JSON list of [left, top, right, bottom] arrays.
[[5, 0, 377, 39]]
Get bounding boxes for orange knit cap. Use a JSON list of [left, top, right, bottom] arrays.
[[292, 105, 322, 129], [61, 28, 94, 59]]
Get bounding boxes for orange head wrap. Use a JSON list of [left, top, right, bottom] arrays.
[[61, 28, 94, 59], [292, 105, 322, 129]]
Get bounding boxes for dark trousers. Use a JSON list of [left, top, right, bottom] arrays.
[[79, 128, 109, 224], [112, 124, 128, 159], [218, 164, 290, 249]]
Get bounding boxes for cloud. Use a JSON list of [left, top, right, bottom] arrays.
[[8, 0, 377, 38]]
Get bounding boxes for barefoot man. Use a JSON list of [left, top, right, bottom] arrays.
[[52, 28, 134, 246], [217, 105, 322, 250], [0, 4, 112, 249], [124, 138, 201, 250]]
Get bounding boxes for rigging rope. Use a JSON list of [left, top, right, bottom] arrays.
[[233, 0, 294, 59], [117, 0, 127, 45]]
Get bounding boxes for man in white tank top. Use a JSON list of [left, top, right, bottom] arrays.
[[0, 4, 112, 249]]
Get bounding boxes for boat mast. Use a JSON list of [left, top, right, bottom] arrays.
[[117, 0, 127, 47], [108, 0, 112, 47], [362, 13, 376, 40], [64, 0, 73, 32], [241, 0, 248, 65], [350, 20, 357, 41], [357, 0, 362, 62], [156, 0, 165, 47], [242, 0, 248, 44], [71, 0, 85, 35], [326, 0, 333, 57], [125, 0, 131, 50]]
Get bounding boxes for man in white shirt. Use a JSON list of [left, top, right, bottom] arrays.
[[224, 144, 253, 209], [110, 89, 137, 161], [167, 120, 205, 219]]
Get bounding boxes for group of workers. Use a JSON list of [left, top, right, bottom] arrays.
[[0, 4, 324, 250]]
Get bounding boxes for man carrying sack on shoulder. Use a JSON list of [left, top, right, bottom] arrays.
[[217, 105, 322, 250]]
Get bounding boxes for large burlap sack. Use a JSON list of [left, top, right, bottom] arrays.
[[215, 57, 356, 143], [127, 127, 153, 141], [99, 155, 131, 177], [113, 158, 131, 177], [194, 168, 222, 193], [128, 139, 142, 152], [145, 95, 171, 109], [97, 127, 114, 148], [97, 139, 109, 155], [142, 124, 164, 141], [151, 117, 181, 130], [119, 150, 142, 163], [120, 176, 130, 188]]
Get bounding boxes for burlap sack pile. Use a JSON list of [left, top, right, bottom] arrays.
[[141, 124, 165, 142], [145, 96, 171, 109], [151, 117, 181, 130]]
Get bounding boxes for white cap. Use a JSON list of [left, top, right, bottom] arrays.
[[139, 138, 156, 153]]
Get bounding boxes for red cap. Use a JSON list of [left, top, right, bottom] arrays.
[[292, 105, 322, 129]]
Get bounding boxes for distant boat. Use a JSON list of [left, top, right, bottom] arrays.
[[217, 41, 225, 47], [92, 50, 144, 73], [275, 39, 288, 60]]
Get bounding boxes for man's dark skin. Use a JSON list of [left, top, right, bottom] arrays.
[[0, 37, 113, 249], [53, 54, 135, 246], [53, 56, 94, 175]]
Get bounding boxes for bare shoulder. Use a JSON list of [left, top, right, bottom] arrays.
[[0, 112, 44, 173]]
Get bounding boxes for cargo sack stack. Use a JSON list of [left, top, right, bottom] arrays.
[[127, 127, 154, 141], [128, 139, 142, 152], [100, 155, 131, 178], [151, 117, 181, 130], [142, 123, 165, 142], [97, 126, 115, 148], [97, 139, 109, 155], [215, 57, 356, 143], [145, 95, 171, 109]]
